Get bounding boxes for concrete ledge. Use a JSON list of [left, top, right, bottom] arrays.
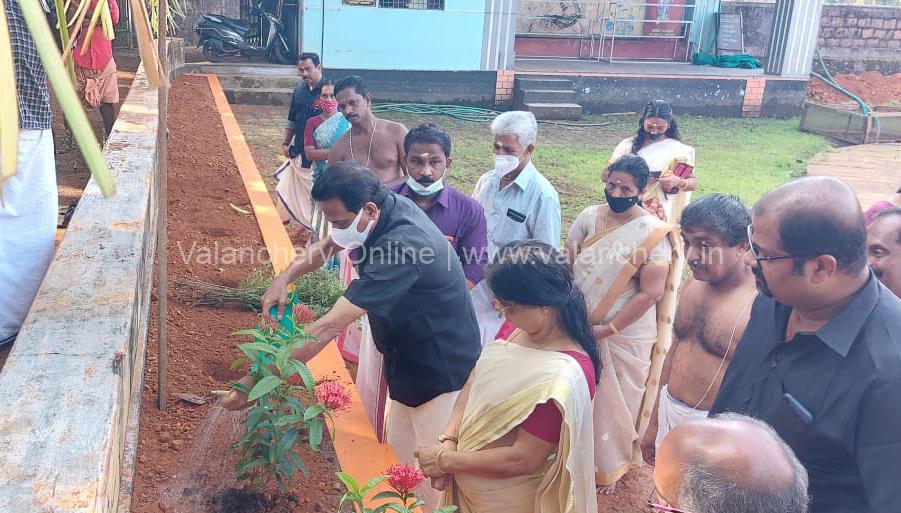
[[569, 75, 747, 117], [187, 63, 500, 108], [0, 65, 159, 513], [0, 39, 184, 513]]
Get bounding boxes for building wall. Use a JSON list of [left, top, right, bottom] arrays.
[[722, 1, 901, 74], [301, 0, 488, 70]]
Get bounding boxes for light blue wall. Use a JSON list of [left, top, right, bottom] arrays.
[[302, 0, 488, 70]]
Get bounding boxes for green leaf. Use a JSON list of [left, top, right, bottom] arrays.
[[408, 500, 426, 508], [287, 449, 308, 477], [275, 346, 291, 375], [230, 380, 251, 394], [303, 403, 327, 422], [231, 328, 265, 338], [308, 417, 323, 450], [336, 471, 361, 495], [360, 475, 388, 495], [229, 356, 250, 370], [434, 506, 458, 513], [274, 414, 302, 427], [288, 361, 316, 395], [285, 397, 304, 412], [371, 491, 403, 502], [235, 459, 267, 477], [277, 428, 300, 454], [247, 376, 283, 402], [240, 342, 279, 356], [385, 505, 412, 513]]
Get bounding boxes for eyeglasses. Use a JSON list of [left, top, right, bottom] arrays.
[[746, 225, 798, 263], [647, 485, 692, 513]]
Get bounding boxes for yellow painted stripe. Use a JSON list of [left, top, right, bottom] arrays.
[[204, 74, 398, 483]]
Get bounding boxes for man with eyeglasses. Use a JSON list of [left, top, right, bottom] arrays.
[[650, 414, 809, 513], [711, 177, 901, 513]]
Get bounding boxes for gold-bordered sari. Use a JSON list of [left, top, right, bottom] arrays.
[[571, 212, 682, 486], [441, 340, 597, 513]]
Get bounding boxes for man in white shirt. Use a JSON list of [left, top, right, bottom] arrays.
[[471, 111, 561, 344]]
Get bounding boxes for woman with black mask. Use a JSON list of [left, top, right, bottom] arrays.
[[607, 99, 697, 223], [565, 154, 682, 495]]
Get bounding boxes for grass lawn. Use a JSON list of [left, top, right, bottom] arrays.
[[232, 106, 835, 229]]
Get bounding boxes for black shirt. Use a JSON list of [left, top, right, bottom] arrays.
[[711, 275, 901, 513], [344, 192, 482, 407], [285, 77, 324, 167]]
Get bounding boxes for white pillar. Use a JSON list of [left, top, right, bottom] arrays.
[[765, 0, 824, 77]]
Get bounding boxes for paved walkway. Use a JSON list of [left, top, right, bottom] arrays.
[[806, 143, 901, 209]]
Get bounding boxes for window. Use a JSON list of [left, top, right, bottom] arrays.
[[344, 0, 444, 9]]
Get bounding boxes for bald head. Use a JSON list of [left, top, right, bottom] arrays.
[[654, 414, 809, 513], [755, 177, 867, 274]]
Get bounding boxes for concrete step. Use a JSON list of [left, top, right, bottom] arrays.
[[514, 88, 578, 109], [524, 102, 583, 121], [514, 76, 574, 91], [224, 87, 294, 106], [217, 73, 300, 92]]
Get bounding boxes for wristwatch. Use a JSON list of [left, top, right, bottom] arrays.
[[437, 433, 458, 444]]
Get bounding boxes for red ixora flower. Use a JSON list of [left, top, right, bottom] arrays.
[[260, 315, 279, 334], [385, 464, 425, 495], [292, 303, 317, 323], [315, 381, 351, 411]]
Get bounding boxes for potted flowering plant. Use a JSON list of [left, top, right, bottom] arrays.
[[229, 297, 352, 489], [337, 464, 458, 513]]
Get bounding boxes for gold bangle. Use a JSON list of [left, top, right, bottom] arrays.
[[607, 321, 620, 334], [436, 449, 447, 474]]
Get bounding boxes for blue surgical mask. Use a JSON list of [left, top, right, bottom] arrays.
[[406, 176, 445, 196]]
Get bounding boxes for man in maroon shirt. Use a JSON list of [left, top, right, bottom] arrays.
[[72, 0, 120, 138], [390, 124, 488, 288]]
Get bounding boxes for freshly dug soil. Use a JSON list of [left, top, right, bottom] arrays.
[[130, 74, 342, 513], [807, 71, 901, 108]]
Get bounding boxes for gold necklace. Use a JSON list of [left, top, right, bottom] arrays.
[[349, 118, 376, 167]]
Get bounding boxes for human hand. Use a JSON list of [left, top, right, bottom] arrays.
[[281, 143, 291, 159], [432, 476, 451, 491], [222, 374, 256, 411], [414, 444, 447, 478], [592, 324, 613, 340], [261, 278, 289, 320], [658, 174, 682, 192]]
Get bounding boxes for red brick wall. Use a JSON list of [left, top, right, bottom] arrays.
[[817, 6, 901, 52], [495, 70, 515, 105]]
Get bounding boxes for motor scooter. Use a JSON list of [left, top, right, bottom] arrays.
[[195, 4, 293, 64]]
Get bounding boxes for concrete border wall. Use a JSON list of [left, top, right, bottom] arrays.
[[0, 43, 183, 513]]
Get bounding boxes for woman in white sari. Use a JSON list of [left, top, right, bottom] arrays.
[[608, 100, 696, 224], [416, 241, 598, 513], [566, 154, 682, 494]]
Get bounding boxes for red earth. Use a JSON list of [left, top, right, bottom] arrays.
[[130, 75, 342, 513], [807, 71, 901, 108]]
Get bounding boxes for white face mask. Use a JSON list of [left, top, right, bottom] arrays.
[[331, 207, 375, 249], [406, 176, 444, 196], [494, 153, 523, 177]]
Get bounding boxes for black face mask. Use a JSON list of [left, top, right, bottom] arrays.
[[605, 188, 640, 213]]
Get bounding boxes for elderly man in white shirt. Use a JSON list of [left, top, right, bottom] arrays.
[[470, 111, 562, 345]]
